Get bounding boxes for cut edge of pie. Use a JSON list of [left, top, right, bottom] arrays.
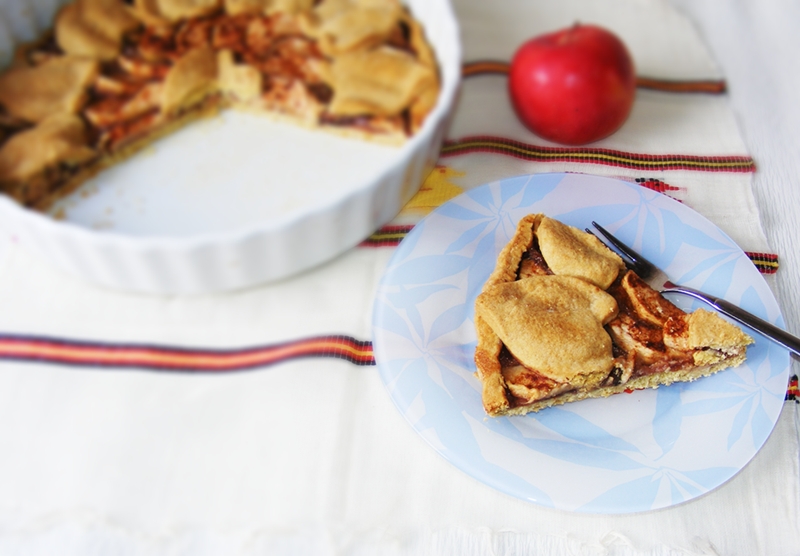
[[0, 0, 442, 210], [35, 96, 223, 211], [474, 214, 754, 417]]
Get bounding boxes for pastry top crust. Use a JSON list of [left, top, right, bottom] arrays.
[[303, 0, 403, 55], [665, 308, 754, 352], [328, 46, 437, 117], [537, 216, 625, 289], [485, 213, 542, 287], [476, 275, 618, 384], [162, 44, 219, 114], [0, 56, 99, 123], [55, 0, 140, 60], [473, 212, 753, 417], [0, 113, 96, 183], [156, 0, 222, 21]]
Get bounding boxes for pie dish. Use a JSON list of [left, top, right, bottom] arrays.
[[474, 214, 754, 416], [0, 0, 440, 209], [0, 0, 460, 293]]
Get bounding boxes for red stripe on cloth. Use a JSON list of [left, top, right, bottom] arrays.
[[745, 252, 778, 262], [1, 334, 795, 401], [787, 375, 798, 402], [359, 226, 779, 275], [634, 177, 681, 193], [360, 225, 415, 247], [0, 334, 375, 370], [462, 61, 727, 94], [462, 60, 512, 76], [746, 252, 779, 274], [635, 77, 727, 94], [440, 136, 756, 173]]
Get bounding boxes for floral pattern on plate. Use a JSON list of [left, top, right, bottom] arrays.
[[372, 172, 789, 513]]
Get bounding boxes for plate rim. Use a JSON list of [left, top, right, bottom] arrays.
[[371, 171, 790, 513]]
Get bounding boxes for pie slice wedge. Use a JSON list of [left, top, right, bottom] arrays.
[[474, 214, 754, 416]]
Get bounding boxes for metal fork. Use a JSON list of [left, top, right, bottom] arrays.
[[589, 221, 800, 357]]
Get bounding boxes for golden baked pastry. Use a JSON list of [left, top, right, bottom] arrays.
[[474, 214, 754, 416], [0, 0, 440, 209]]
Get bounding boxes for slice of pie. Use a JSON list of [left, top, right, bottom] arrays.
[[474, 214, 754, 416], [0, 0, 440, 209]]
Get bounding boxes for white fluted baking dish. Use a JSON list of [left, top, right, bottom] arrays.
[[0, 0, 461, 294]]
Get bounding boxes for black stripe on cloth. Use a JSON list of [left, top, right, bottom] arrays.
[[439, 136, 756, 173]]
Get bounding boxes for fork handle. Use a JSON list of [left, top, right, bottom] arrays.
[[672, 286, 800, 357]]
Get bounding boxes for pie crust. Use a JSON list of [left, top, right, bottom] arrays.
[[474, 214, 754, 416], [0, 0, 440, 209]]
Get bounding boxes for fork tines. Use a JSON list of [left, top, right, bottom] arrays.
[[587, 221, 654, 277]]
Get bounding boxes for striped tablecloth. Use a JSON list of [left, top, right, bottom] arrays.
[[0, 0, 797, 554]]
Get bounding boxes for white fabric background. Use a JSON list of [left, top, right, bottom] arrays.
[[0, 0, 798, 554], [667, 0, 800, 368]]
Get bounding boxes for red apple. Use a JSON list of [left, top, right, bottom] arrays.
[[508, 24, 636, 145]]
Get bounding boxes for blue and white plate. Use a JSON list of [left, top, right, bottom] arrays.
[[372, 173, 789, 513]]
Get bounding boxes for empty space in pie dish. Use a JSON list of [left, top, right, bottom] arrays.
[[47, 111, 403, 237]]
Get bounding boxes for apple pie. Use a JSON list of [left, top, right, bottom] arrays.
[[474, 214, 754, 416], [0, 0, 440, 209]]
